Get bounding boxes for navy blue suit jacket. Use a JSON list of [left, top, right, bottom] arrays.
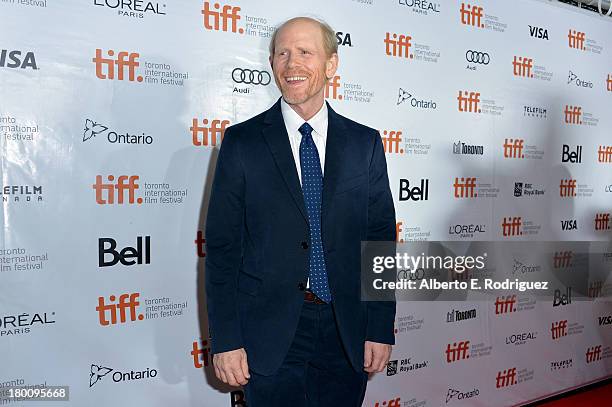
[[205, 98, 396, 375]]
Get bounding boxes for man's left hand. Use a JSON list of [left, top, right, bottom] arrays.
[[363, 341, 392, 373]]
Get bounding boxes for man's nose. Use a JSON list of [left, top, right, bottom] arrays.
[[286, 52, 299, 69]]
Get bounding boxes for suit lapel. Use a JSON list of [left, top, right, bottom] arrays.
[[262, 100, 308, 223], [322, 102, 347, 217]]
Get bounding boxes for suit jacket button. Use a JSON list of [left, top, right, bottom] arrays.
[[297, 282, 306, 291], [301, 241, 309, 249]]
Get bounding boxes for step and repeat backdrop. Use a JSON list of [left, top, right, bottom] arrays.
[[1, 0, 611, 406]]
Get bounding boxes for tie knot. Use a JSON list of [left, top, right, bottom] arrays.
[[298, 122, 314, 137]]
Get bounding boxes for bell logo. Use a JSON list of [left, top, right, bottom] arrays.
[[563, 105, 582, 124], [594, 213, 611, 231], [588, 281, 603, 298], [501, 217, 522, 237], [585, 346, 602, 363], [551, 320, 568, 340], [96, 293, 144, 326], [512, 56, 533, 78], [92, 49, 142, 82], [553, 251, 573, 268], [559, 179, 576, 197], [0, 49, 38, 70], [445, 340, 470, 362], [92, 175, 142, 205], [325, 75, 342, 100], [568, 29, 585, 50], [457, 91, 481, 113], [381, 130, 403, 154], [460, 3, 484, 28], [495, 295, 517, 314], [562, 144, 582, 163], [396, 221, 404, 242], [190, 118, 229, 147], [597, 145, 612, 163], [201, 2, 243, 34], [553, 287, 572, 307], [496, 368, 517, 388], [607, 74, 612, 91], [191, 339, 211, 368], [374, 399, 401, 407], [503, 138, 524, 158], [98, 236, 151, 267], [195, 231, 206, 257], [453, 177, 477, 198], [399, 179, 429, 201], [384, 32, 413, 59]]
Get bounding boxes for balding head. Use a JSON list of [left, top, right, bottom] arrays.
[[269, 17, 338, 58]]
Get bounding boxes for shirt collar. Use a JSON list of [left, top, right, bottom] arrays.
[[280, 97, 328, 137]]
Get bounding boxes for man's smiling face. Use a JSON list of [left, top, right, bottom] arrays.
[[270, 18, 338, 116]]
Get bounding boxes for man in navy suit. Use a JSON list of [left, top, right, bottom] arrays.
[[205, 16, 396, 406]]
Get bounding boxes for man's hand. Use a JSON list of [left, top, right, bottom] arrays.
[[213, 348, 251, 386], [363, 341, 392, 373]]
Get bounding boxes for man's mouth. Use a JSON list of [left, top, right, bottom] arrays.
[[285, 76, 308, 84]]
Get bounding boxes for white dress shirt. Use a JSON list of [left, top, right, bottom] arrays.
[[280, 98, 328, 184], [280, 98, 328, 289]]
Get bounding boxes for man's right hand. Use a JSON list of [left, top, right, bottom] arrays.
[[212, 348, 251, 386]]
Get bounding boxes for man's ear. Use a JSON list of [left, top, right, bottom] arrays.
[[325, 53, 339, 79]]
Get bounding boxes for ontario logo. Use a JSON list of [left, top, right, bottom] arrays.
[[83, 119, 153, 145], [397, 88, 437, 109], [89, 363, 158, 388]]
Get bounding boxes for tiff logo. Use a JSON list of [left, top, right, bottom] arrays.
[[568, 29, 585, 50], [598, 146, 612, 163], [96, 293, 144, 326], [594, 213, 611, 231], [588, 281, 603, 298], [503, 138, 524, 158], [460, 3, 484, 28], [453, 177, 477, 198], [395, 221, 404, 242], [495, 295, 517, 314], [195, 231, 206, 257], [384, 33, 412, 58], [559, 179, 576, 197], [374, 399, 401, 407], [585, 346, 602, 363], [512, 56, 533, 78], [501, 217, 522, 237], [92, 49, 142, 82], [201, 2, 243, 34], [551, 320, 568, 340], [191, 339, 211, 368], [496, 368, 517, 388], [325, 75, 342, 100], [92, 175, 142, 205], [381, 130, 403, 154], [190, 118, 229, 147], [457, 91, 481, 113], [553, 251, 573, 268], [563, 105, 582, 125], [446, 340, 470, 362], [607, 74, 612, 92]]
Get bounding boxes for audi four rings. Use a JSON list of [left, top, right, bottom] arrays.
[[232, 68, 271, 85], [465, 50, 490, 64]]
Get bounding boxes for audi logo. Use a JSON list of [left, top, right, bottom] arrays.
[[465, 50, 490, 65], [397, 267, 425, 281], [232, 68, 271, 85]]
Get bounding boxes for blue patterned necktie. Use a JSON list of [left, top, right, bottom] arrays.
[[298, 122, 332, 303]]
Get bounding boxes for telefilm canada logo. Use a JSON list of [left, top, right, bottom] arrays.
[[1, 185, 43, 204]]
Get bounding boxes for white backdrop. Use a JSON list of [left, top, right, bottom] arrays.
[[1, 0, 611, 406]]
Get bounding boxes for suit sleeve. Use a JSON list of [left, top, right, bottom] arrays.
[[365, 130, 397, 345], [205, 126, 246, 354]]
